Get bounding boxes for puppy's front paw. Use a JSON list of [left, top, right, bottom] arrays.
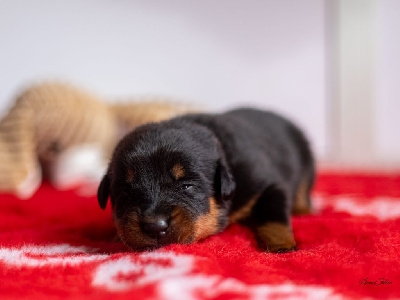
[[275, 245, 298, 253], [255, 222, 297, 253]]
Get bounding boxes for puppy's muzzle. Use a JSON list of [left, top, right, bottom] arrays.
[[140, 216, 169, 239]]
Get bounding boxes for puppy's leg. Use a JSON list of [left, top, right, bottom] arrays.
[[292, 172, 314, 215], [251, 185, 297, 253]]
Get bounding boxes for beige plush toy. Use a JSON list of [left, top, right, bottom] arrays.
[[0, 82, 194, 198]]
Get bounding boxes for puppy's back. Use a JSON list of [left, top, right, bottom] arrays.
[[180, 108, 312, 170], [177, 108, 314, 203], [224, 108, 313, 170]]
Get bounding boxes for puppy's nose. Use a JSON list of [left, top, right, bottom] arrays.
[[141, 218, 169, 239]]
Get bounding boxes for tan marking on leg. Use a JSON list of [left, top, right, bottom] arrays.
[[193, 197, 220, 241], [292, 177, 311, 215], [171, 164, 185, 180], [228, 194, 259, 224], [256, 222, 296, 253], [126, 169, 135, 183]]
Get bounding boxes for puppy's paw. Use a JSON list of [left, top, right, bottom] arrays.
[[260, 242, 298, 253], [275, 245, 298, 253], [255, 222, 297, 253]]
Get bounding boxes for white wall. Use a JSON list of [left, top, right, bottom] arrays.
[[328, 0, 376, 164], [0, 0, 327, 158], [2, 0, 399, 167], [376, 0, 400, 163], [326, 0, 400, 166]]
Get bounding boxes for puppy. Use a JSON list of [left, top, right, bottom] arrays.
[[97, 108, 314, 253]]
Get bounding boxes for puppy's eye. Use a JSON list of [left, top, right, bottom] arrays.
[[181, 184, 193, 190]]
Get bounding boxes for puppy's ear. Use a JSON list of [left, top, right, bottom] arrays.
[[215, 158, 236, 201], [97, 173, 110, 209]]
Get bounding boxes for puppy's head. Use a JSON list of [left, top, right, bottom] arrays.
[[97, 121, 235, 250]]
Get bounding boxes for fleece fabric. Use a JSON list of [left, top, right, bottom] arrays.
[[0, 172, 399, 299]]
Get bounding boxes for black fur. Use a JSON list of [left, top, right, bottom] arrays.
[[98, 108, 314, 252]]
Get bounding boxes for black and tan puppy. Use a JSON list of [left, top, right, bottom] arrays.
[[97, 108, 314, 253]]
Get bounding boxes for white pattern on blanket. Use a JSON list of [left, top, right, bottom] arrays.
[[0, 243, 342, 299]]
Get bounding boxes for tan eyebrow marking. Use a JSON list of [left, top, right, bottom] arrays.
[[171, 163, 185, 180]]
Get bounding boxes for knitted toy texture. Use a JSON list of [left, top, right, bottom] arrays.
[[0, 82, 194, 198]]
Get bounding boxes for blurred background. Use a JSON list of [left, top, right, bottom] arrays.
[[0, 0, 399, 168]]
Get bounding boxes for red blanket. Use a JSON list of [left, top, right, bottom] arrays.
[[1, 172, 399, 299]]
